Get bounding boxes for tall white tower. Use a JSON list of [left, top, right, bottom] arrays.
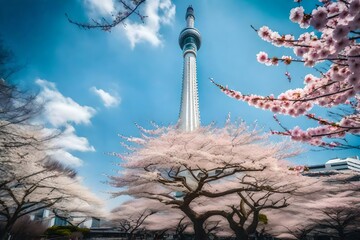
[[178, 6, 202, 132]]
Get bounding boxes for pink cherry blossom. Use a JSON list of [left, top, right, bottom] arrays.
[[332, 24, 350, 41], [310, 16, 327, 30], [213, 0, 360, 149], [258, 26, 272, 42], [256, 51, 268, 63], [349, 0, 360, 16], [290, 7, 305, 23]]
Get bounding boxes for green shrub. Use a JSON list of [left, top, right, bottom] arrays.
[[45, 225, 89, 237], [258, 213, 268, 224]]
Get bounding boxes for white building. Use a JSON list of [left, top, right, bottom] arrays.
[[308, 156, 360, 172], [30, 209, 101, 228]]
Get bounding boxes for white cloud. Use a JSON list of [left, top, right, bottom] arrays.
[[159, 0, 176, 25], [90, 86, 120, 108], [54, 125, 95, 152], [123, 0, 176, 48], [36, 79, 96, 127], [46, 125, 95, 167], [49, 149, 84, 167], [85, 0, 114, 15], [35, 79, 96, 167], [84, 0, 176, 48]]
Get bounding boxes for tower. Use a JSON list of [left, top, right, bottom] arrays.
[[178, 6, 202, 132]]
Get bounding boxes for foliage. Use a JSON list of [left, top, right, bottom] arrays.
[[45, 225, 90, 237], [258, 214, 268, 225]]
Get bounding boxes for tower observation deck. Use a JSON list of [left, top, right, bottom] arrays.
[[178, 6, 202, 132]]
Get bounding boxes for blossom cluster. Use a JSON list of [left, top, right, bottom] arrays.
[[214, 0, 360, 147], [213, 79, 359, 147]]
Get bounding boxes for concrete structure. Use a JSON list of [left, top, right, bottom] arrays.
[[178, 6, 202, 132], [308, 156, 360, 173]]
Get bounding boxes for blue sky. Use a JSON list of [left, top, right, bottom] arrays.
[[1, 0, 358, 208]]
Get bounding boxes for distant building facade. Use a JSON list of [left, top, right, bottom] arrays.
[[308, 156, 360, 173], [30, 209, 101, 228]]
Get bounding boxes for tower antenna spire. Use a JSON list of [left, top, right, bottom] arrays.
[[178, 6, 202, 132]]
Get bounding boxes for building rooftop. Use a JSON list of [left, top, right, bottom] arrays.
[[307, 156, 360, 173]]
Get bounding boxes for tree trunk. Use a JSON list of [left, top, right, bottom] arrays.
[[246, 210, 259, 235], [127, 233, 134, 240], [0, 232, 10, 240], [235, 229, 249, 240], [1, 221, 14, 240], [338, 232, 346, 240], [230, 225, 248, 240], [226, 215, 249, 240], [180, 205, 209, 240], [193, 220, 209, 240]]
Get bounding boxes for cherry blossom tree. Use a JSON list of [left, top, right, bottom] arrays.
[[173, 216, 190, 239], [305, 172, 360, 240], [0, 123, 103, 240], [0, 40, 39, 132], [0, 38, 22, 81], [110, 198, 186, 239], [277, 226, 315, 240], [313, 207, 360, 239], [0, 161, 103, 240], [0, 40, 106, 239], [110, 122, 319, 239], [0, 38, 104, 240], [0, 42, 48, 192], [111, 199, 159, 240], [5, 215, 47, 240], [267, 171, 360, 240], [67, 0, 146, 31], [113, 210, 154, 240], [0, 43, 42, 160], [212, 0, 360, 149], [216, 175, 297, 239]]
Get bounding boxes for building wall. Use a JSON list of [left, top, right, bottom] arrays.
[[308, 156, 360, 173]]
